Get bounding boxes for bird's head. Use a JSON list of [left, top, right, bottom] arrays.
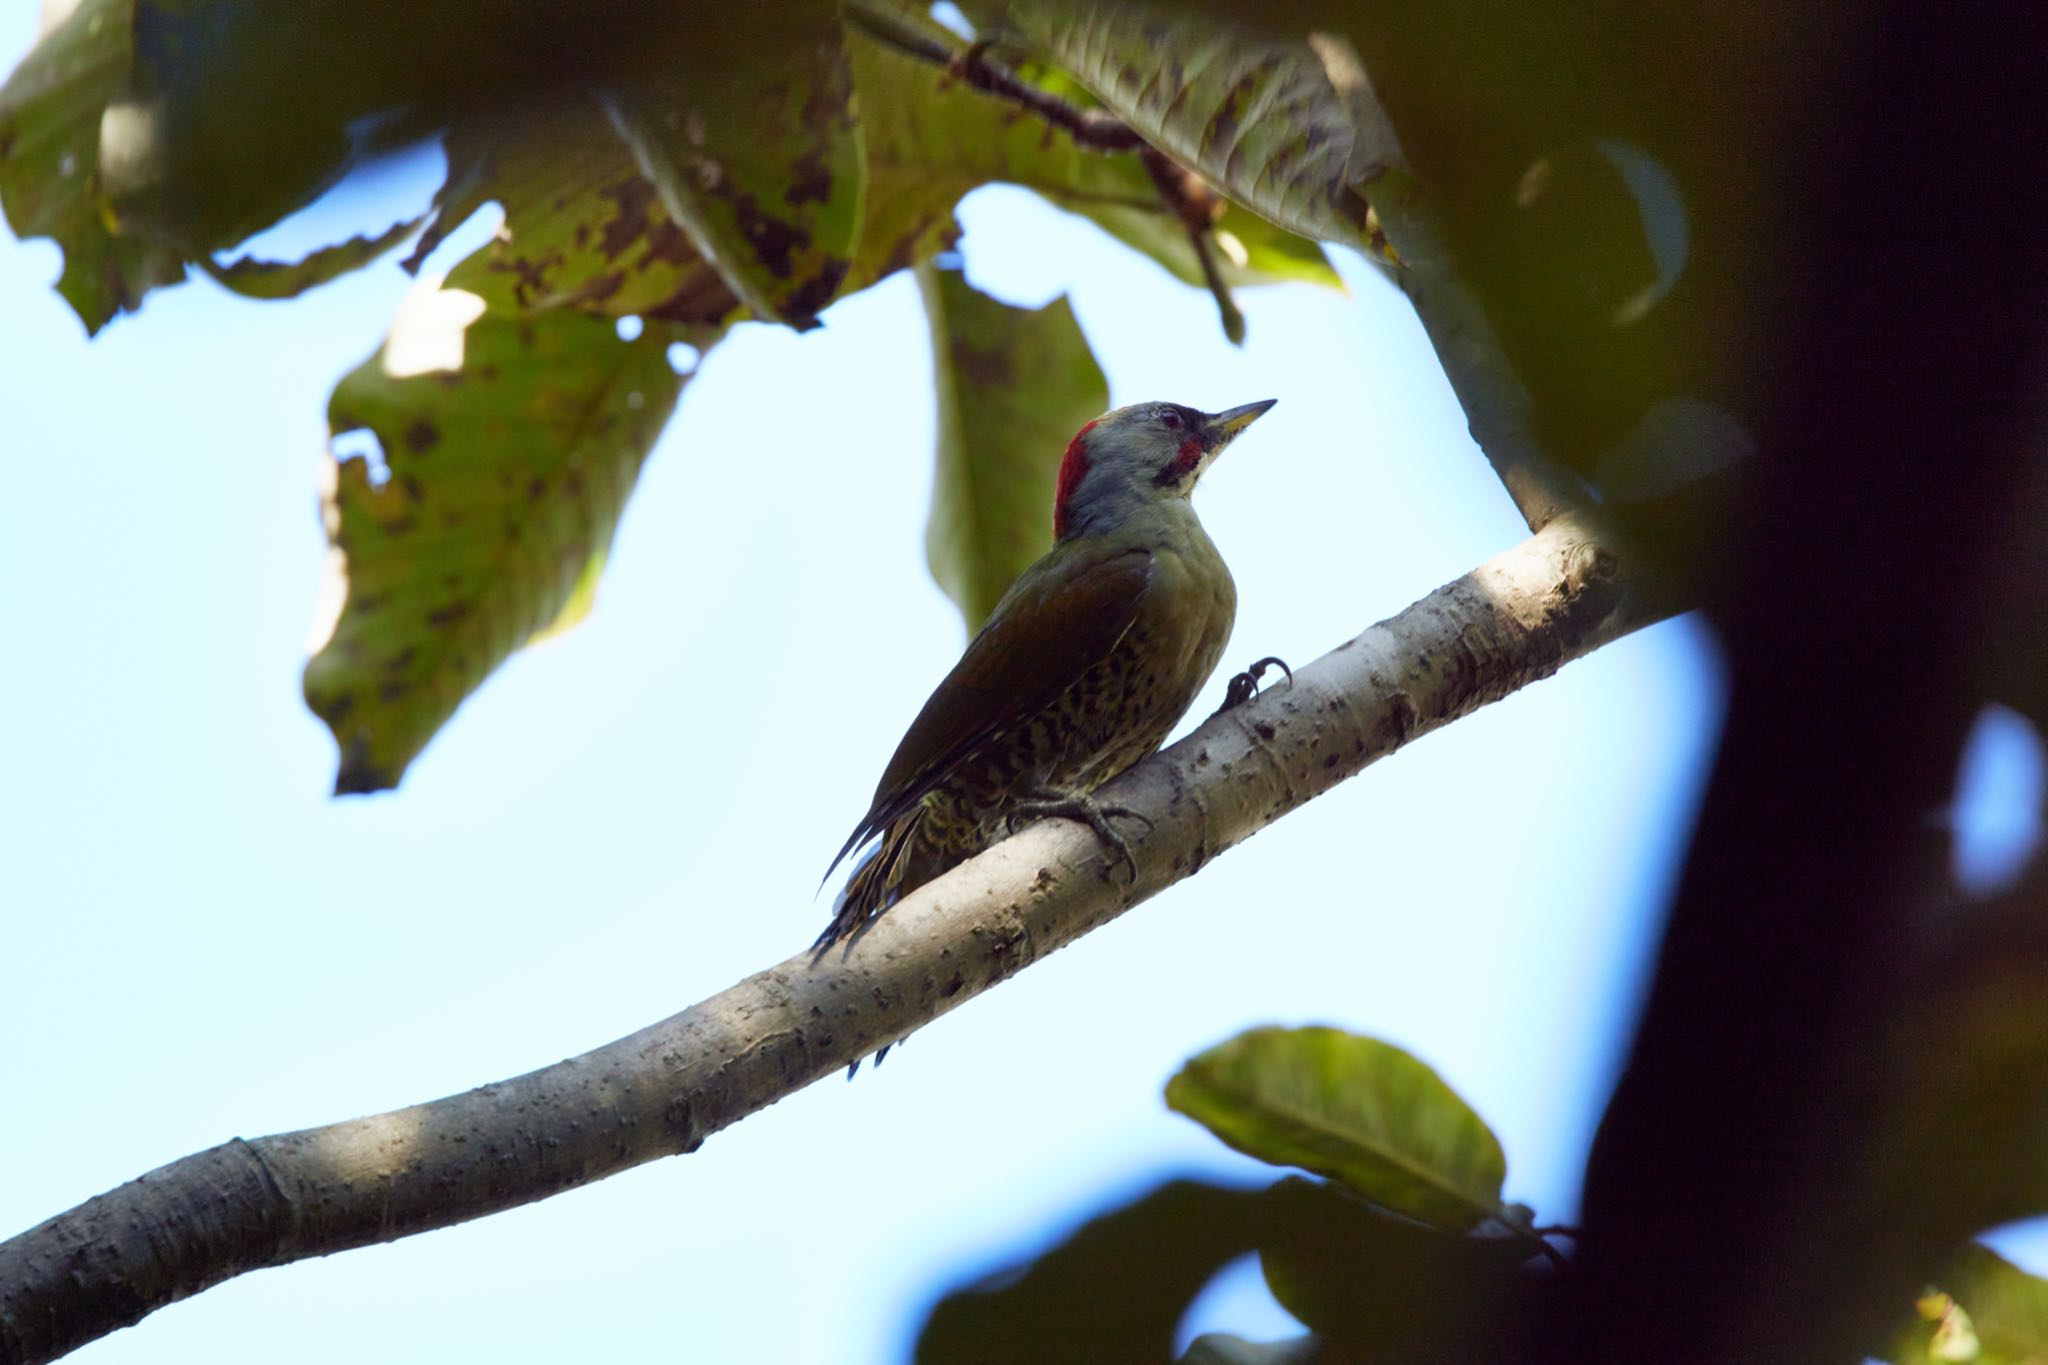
[[1052, 398, 1277, 540]]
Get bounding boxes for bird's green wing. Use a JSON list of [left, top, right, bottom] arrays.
[[827, 545, 1154, 878]]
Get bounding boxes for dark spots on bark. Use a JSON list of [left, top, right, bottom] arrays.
[[939, 972, 966, 999], [322, 693, 355, 721], [384, 646, 418, 676], [378, 680, 409, 703], [527, 475, 548, 501], [1323, 753, 1340, 770], [426, 602, 472, 628], [1254, 721, 1277, 741], [403, 419, 439, 454], [384, 514, 418, 536], [351, 592, 386, 615], [1386, 692, 1419, 746]]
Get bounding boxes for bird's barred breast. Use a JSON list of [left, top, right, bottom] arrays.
[[926, 534, 1236, 846]]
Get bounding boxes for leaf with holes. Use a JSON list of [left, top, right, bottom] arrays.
[[203, 216, 423, 300], [1167, 1026, 1524, 1235], [414, 103, 742, 326], [603, 1, 863, 330], [961, 0, 1395, 250], [305, 284, 707, 793], [0, 0, 187, 332], [921, 265, 1108, 632]]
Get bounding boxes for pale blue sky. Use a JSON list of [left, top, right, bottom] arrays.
[[2, 13, 2039, 1362]]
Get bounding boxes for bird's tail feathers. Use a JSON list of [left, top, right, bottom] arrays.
[[813, 812, 921, 951]]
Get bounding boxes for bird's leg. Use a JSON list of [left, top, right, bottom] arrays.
[[1005, 785, 1154, 881], [1216, 655, 1293, 714]]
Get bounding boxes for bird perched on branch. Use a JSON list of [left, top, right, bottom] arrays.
[[818, 397, 1277, 951]]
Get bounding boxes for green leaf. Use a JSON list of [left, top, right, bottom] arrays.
[[848, 9, 1338, 297], [602, 2, 863, 331], [959, 0, 1394, 252], [1167, 1026, 1521, 1235], [425, 104, 742, 326], [0, 0, 186, 331], [1893, 1245, 2048, 1365], [920, 264, 1108, 632], [304, 285, 709, 793], [201, 216, 421, 300]]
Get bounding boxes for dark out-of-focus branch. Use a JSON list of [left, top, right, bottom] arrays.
[[1532, 5, 2048, 1361]]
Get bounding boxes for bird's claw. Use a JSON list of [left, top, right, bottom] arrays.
[[1005, 789, 1152, 882], [1218, 655, 1293, 713]]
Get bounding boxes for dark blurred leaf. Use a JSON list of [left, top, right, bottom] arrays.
[[201, 216, 421, 300], [915, 1174, 1537, 1365], [920, 264, 1108, 631], [1256, 1177, 1536, 1361], [914, 1179, 1268, 1365], [1889, 1245, 2048, 1365], [304, 287, 708, 792], [1179, 1333, 1318, 1364], [0, 0, 186, 331], [602, 0, 863, 330], [1167, 1027, 1525, 1236]]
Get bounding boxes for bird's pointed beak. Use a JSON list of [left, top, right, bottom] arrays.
[[1204, 398, 1277, 451]]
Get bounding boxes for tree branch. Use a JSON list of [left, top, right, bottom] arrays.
[[0, 512, 1661, 1364]]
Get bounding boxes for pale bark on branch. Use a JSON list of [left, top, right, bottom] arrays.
[[0, 512, 1660, 1365]]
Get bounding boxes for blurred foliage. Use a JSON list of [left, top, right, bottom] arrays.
[[921, 262, 1107, 631], [920, 1026, 1550, 1364]]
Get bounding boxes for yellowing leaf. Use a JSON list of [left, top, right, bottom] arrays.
[[304, 285, 709, 792], [603, 2, 863, 330]]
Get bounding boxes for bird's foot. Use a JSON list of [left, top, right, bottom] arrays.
[[1216, 655, 1293, 714], [1006, 786, 1153, 882]]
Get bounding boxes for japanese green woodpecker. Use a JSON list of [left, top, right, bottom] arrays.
[[818, 398, 1277, 949]]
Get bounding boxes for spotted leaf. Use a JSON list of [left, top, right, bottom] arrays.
[[602, 2, 863, 331], [420, 103, 742, 326], [304, 283, 709, 793]]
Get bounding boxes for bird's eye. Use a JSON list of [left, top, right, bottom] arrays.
[[1158, 409, 1182, 429]]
